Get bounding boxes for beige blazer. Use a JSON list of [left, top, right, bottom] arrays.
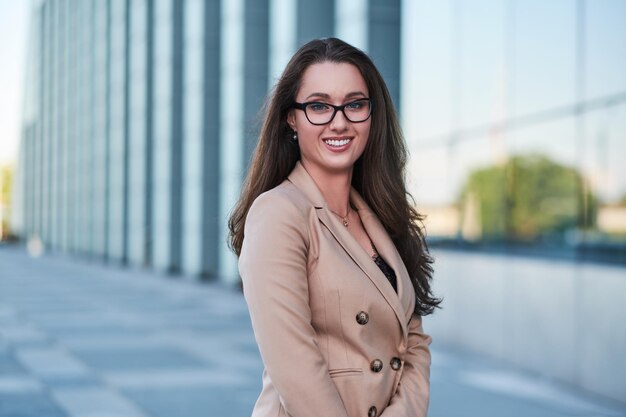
[[239, 161, 432, 417]]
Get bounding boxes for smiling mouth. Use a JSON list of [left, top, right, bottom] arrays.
[[323, 138, 352, 147]]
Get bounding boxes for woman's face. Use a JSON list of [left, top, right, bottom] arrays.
[[288, 61, 371, 177]]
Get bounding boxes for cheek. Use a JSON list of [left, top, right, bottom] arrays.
[[297, 121, 324, 140], [296, 127, 323, 154], [359, 123, 372, 143], [295, 112, 313, 132]]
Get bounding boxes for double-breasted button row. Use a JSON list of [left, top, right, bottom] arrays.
[[370, 359, 383, 373], [368, 405, 377, 417], [390, 356, 402, 371], [356, 311, 369, 325]]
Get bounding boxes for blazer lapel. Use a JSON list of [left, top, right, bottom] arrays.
[[351, 190, 415, 327], [287, 161, 410, 338]]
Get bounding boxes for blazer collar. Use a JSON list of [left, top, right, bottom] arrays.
[[287, 161, 413, 337], [286, 160, 326, 208]]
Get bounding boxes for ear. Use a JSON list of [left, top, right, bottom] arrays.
[[287, 110, 297, 132]]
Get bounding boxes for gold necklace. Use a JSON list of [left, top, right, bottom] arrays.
[[331, 207, 351, 227]]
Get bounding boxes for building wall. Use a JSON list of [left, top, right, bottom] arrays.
[[402, 1, 626, 262], [17, 0, 397, 281], [427, 250, 626, 403]]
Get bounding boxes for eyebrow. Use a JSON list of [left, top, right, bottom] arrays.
[[304, 91, 367, 100]]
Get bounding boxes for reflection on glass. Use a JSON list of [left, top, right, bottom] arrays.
[[404, 2, 626, 265]]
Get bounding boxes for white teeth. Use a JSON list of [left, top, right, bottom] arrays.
[[324, 139, 351, 147]]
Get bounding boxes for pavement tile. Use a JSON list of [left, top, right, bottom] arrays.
[[72, 347, 207, 371], [124, 386, 259, 417], [459, 370, 626, 417], [41, 325, 151, 340], [0, 350, 28, 374], [38, 375, 102, 389], [103, 368, 252, 389], [0, 393, 68, 417], [52, 387, 148, 417], [15, 347, 90, 378], [0, 375, 43, 393], [0, 325, 49, 344], [63, 334, 168, 351]]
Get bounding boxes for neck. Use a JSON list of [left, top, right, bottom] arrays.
[[301, 161, 353, 216]]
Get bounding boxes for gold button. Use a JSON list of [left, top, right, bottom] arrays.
[[390, 357, 402, 371], [356, 311, 369, 325], [370, 359, 383, 373]]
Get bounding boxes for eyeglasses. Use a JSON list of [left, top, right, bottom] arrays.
[[293, 98, 372, 125]]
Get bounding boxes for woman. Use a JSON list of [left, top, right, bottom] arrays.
[[229, 38, 440, 417]]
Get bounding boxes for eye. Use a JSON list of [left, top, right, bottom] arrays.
[[307, 102, 331, 113], [346, 100, 367, 110]]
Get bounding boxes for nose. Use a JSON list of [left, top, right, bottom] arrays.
[[329, 108, 349, 131]]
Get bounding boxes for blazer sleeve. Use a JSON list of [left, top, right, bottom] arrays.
[[381, 313, 432, 417], [239, 191, 350, 417]]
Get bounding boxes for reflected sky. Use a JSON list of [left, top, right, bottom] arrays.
[[401, 0, 626, 207]]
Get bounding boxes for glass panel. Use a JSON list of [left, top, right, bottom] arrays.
[[458, 0, 506, 130], [513, 0, 576, 116], [586, 0, 626, 99], [583, 104, 626, 255]]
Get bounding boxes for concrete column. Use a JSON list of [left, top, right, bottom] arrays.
[[59, 0, 70, 252], [242, 0, 269, 164], [269, 0, 296, 85], [77, 0, 93, 254], [219, 0, 245, 284], [91, 0, 109, 258], [335, 0, 368, 50], [296, 0, 335, 47], [41, 0, 53, 248], [181, 0, 222, 278], [107, 0, 128, 262], [201, 0, 221, 278], [49, 0, 62, 250], [127, 0, 149, 265], [67, 0, 80, 253], [151, 0, 184, 273], [368, 0, 401, 110]]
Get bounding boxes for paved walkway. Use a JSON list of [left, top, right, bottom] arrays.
[[1, 245, 624, 417]]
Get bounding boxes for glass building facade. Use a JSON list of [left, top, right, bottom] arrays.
[[13, 0, 626, 284], [402, 1, 626, 265]]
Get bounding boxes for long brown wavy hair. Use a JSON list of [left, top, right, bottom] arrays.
[[228, 38, 440, 316]]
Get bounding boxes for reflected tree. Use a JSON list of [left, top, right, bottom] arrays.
[[459, 154, 597, 243], [1, 165, 13, 240]]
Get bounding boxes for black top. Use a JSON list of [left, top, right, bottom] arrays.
[[372, 253, 397, 293]]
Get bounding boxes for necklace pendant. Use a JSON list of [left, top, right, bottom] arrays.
[[342, 219, 349, 227]]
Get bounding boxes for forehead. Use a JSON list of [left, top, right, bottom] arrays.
[[297, 61, 368, 99]]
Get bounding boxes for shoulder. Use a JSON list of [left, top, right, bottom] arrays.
[[247, 179, 314, 225], [242, 180, 313, 255]]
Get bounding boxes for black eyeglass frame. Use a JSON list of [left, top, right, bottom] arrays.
[[292, 98, 373, 125]]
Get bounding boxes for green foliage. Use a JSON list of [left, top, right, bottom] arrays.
[[1, 165, 12, 206], [460, 154, 597, 243], [1, 165, 13, 240]]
